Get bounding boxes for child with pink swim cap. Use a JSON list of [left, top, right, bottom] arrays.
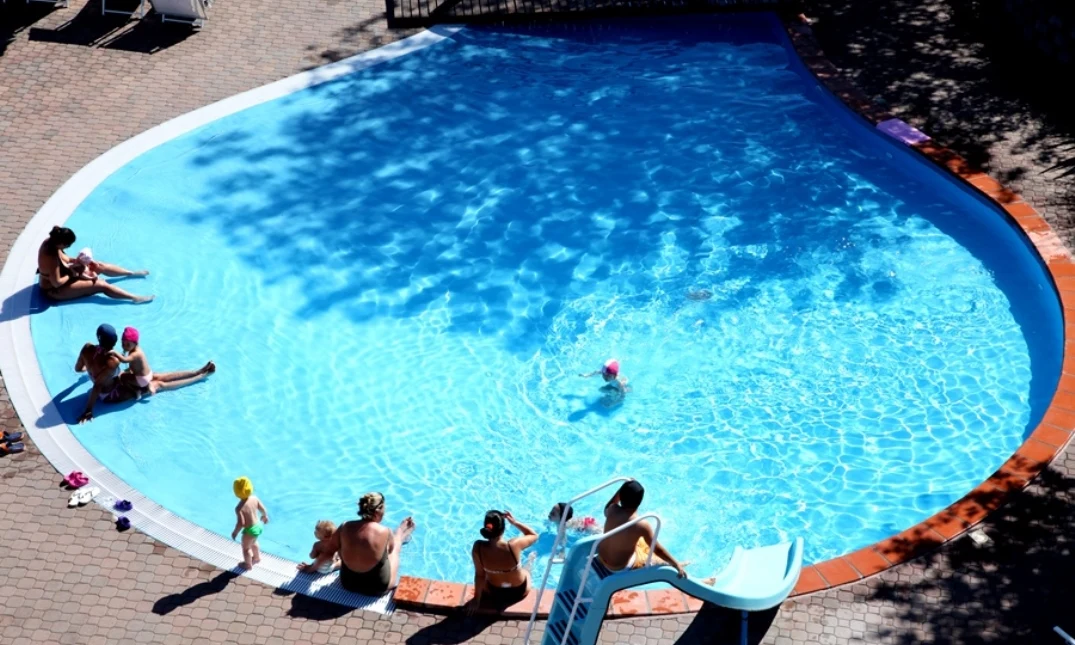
[[110, 327, 216, 398], [579, 359, 630, 395], [110, 327, 154, 398]]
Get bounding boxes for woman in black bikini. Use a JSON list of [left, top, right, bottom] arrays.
[[468, 510, 539, 612], [37, 226, 153, 303], [330, 492, 415, 596]]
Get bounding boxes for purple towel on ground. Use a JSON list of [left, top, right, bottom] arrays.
[[877, 118, 931, 145]]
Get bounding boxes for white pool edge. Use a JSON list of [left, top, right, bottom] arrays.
[[0, 24, 465, 615]]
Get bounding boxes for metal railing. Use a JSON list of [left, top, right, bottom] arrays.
[[522, 477, 663, 645], [560, 513, 662, 645]]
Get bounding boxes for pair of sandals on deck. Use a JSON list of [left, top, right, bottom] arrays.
[[1, 430, 24, 456], [62, 470, 101, 507]]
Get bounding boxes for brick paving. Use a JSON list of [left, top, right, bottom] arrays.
[[1, 1, 1074, 643]]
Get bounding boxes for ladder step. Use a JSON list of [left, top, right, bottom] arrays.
[[590, 557, 614, 580], [555, 589, 591, 622], [547, 619, 581, 645]]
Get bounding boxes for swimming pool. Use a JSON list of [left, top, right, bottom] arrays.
[[26, 14, 1062, 585]]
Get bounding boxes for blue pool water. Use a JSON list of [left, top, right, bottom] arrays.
[[30, 14, 1061, 584]]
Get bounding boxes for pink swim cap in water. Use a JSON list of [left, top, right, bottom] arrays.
[[603, 359, 619, 377], [122, 327, 139, 344]]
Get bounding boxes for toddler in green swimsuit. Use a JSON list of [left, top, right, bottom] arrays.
[[231, 476, 270, 570]]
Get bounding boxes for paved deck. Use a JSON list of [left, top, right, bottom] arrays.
[[1, 1, 1073, 643]]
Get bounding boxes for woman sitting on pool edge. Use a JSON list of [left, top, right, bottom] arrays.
[[37, 226, 153, 303], [326, 492, 415, 596], [467, 510, 538, 613]]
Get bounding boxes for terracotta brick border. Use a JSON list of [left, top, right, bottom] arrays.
[[390, 16, 1075, 618]]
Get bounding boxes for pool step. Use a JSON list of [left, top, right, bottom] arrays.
[[555, 588, 591, 623], [546, 618, 582, 645]]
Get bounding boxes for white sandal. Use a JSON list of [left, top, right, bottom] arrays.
[[75, 487, 99, 506]]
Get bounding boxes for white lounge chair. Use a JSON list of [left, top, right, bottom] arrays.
[[147, 0, 209, 26]]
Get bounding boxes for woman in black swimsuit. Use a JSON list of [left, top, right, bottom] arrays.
[[37, 226, 153, 303], [468, 510, 539, 612], [332, 492, 415, 596]]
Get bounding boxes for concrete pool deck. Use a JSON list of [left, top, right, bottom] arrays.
[[1, 0, 1074, 642]]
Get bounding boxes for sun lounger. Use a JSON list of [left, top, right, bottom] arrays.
[[147, 0, 209, 26]]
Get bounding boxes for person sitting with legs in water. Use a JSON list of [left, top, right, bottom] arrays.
[[325, 492, 415, 596], [110, 327, 215, 399], [597, 480, 687, 577], [37, 226, 153, 303], [75, 324, 134, 424], [467, 510, 539, 613]]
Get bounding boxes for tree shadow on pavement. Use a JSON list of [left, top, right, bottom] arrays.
[[856, 451, 1075, 644], [802, 0, 1075, 227]]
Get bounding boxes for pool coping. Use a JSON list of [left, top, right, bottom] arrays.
[[0, 14, 1071, 623]]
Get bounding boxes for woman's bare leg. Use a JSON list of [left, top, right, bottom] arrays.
[[149, 372, 208, 393], [386, 517, 416, 590], [155, 362, 215, 383], [93, 261, 149, 278], [46, 280, 153, 304], [99, 281, 154, 303]]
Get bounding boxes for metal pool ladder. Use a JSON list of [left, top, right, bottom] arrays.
[[522, 477, 663, 645]]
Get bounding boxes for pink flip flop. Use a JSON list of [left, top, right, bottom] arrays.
[[64, 471, 89, 488]]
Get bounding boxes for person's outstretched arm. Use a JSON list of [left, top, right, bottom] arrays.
[[78, 383, 100, 423], [468, 544, 486, 613], [505, 512, 539, 550], [641, 524, 686, 577], [604, 489, 622, 514], [231, 507, 243, 540]]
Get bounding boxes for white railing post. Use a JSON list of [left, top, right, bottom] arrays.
[[557, 513, 662, 645], [521, 477, 631, 645]]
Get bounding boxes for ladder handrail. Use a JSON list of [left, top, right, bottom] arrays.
[[561, 513, 662, 644], [522, 476, 631, 645]]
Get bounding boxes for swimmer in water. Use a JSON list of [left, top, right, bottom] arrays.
[[548, 502, 602, 535], [579, 359, 630, 396]]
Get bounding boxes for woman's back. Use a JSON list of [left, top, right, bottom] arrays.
[[339, 520, 388, 572], [475, 539, 525, 583]]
